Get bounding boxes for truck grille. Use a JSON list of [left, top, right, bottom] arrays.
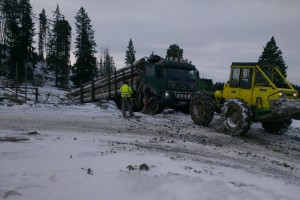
[[169, 81, 195, 90]]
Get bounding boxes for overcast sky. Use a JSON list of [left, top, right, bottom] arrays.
[[31, 0, 300, 85]]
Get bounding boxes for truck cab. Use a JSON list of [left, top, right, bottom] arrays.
[[142, 57, 199, 113]]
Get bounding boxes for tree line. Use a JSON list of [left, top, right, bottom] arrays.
[[0, 1, 298, 92], [0, 1, 121, 88], [0, 0, 182, 88]]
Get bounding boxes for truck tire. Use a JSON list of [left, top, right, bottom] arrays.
[[190, 92, 214, 126], [261, 119, 292, 135], [221, 99, 252, 136], [148, 96, 161, 114]]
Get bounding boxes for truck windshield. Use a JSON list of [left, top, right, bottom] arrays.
[[163, 66, 197, 81]]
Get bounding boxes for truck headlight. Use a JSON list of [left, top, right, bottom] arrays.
[[165, 91, 169, 98], [294, 92, 298, 98]]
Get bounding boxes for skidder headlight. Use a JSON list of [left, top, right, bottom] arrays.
[[279, 92, 284, 97], [294, 92, 298, 98]]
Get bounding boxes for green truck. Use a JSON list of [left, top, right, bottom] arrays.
[[69, 54, 210, 114], [138, 55, 201, 114]]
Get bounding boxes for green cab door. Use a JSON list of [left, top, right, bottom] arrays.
[[143, 64, 163, 96]]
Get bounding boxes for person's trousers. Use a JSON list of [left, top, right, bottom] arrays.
[[122, 98, 133, 117], [142, 98, 149, 113]]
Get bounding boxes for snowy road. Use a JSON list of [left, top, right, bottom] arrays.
[[1, 102, 300, 200]]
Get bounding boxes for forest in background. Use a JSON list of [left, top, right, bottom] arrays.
[[0, 0, 299, 94]]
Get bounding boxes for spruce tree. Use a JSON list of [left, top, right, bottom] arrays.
[[47, 4, 61, 74], [166, 44, 183, 60], [3, 0, 35, 82], [110, 56, 116, 72], [103, 52, 111, 75], [0, 0, 4, 43], [55, 18, 71, 88], [0, 0, 6, 71], [99, 56, 103, 76], [38, 9, 47, 60], [47, 5, 72, 88], [258, 36, 287, 77], [125, 38, 136, 65], [19, 0, 35, 62], [1, 0, 18, 78], [72, 7, 97, 87], [100, 48, 110, 75], [98, 48, 116, 76]]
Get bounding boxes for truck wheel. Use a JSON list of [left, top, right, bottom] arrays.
[[261, 119, 292, 135], [190, 92, 214, 126], [148, 96, 161, 114], [221, 99, 252, 136]]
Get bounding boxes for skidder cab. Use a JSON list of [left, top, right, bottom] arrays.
[[190, 62, 300, 135]]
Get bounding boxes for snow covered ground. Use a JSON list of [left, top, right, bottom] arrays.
[[1, 86, 300, 200]]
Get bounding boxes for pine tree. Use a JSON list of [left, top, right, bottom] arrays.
[[0, 0, 6, 70], [102, 48, 111, 76], [98, 48, 116, 76], [55, 18, 71, 88], [72, 7, 97, 87], [110, 56, 116, 72], [125, 38, 136, 65], [2, 0, 35, 82], [103, 52, 111, 75], [1, 0, 18, 77], [99, 56, 103, 76], [47, 4, 61, 74], [166, 44, 183, 60], [258, 36, 287, 77], [19, 0, 35, 61], [38, 9, 47, 60], [47, 5, 72, 88], [0, 0, 4, 42]]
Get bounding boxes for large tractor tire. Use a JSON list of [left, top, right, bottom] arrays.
[[221, 98, 252, 136], [190, 92, 215, 126], [261, 119, 292, 135], [148, 96, 161, 114]]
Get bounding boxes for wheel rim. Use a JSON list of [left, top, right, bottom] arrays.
[[149, 97, 159, 113], [227, 108, 239, 128], [149, 102, 157, 110], [193, 100, 204, 118]]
